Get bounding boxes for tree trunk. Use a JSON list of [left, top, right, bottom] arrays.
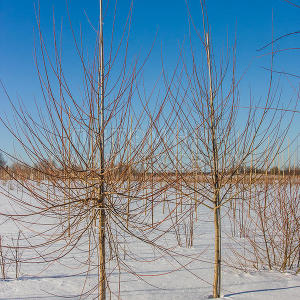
[[213, 203, 221, 298], [98, 198, 106, 300], [206, 32, 221, 298], [98, 0, 106, 299]]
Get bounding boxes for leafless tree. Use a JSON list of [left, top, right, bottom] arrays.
[[157, 1, 294, 297], [0, 1, 173, 299]]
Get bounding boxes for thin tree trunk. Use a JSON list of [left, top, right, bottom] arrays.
[[206, 32, 221, 298], [213, 203, 221, 298], [98, 202, 106, 300], [98, 0, 106, 299]]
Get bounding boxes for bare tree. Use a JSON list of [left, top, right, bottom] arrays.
[[0, 1, 171, 299], [158, 1, 294, 297]]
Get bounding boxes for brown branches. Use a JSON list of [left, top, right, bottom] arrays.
[[0, 1, 174, 299], [0, 1, 298, 299], [156, 1, 295, 297]]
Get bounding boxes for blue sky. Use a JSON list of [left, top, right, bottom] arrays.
[[0, 0, 299, 162]]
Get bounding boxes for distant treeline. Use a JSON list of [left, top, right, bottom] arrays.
[[0, 160, 299, 181]]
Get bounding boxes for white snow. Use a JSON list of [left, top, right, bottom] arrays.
[[0, 180, 299, 299]]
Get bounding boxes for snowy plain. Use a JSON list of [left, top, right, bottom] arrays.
[[0, 180, 299, 300]]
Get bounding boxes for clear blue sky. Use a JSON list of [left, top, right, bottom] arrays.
[[0, 0, 299, 161]]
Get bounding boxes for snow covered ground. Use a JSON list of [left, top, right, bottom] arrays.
[[0, 181, 299, 299]]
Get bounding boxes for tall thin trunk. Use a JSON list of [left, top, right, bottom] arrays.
[[206, 33, 221, 298], [98, 0, 106, 299]]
